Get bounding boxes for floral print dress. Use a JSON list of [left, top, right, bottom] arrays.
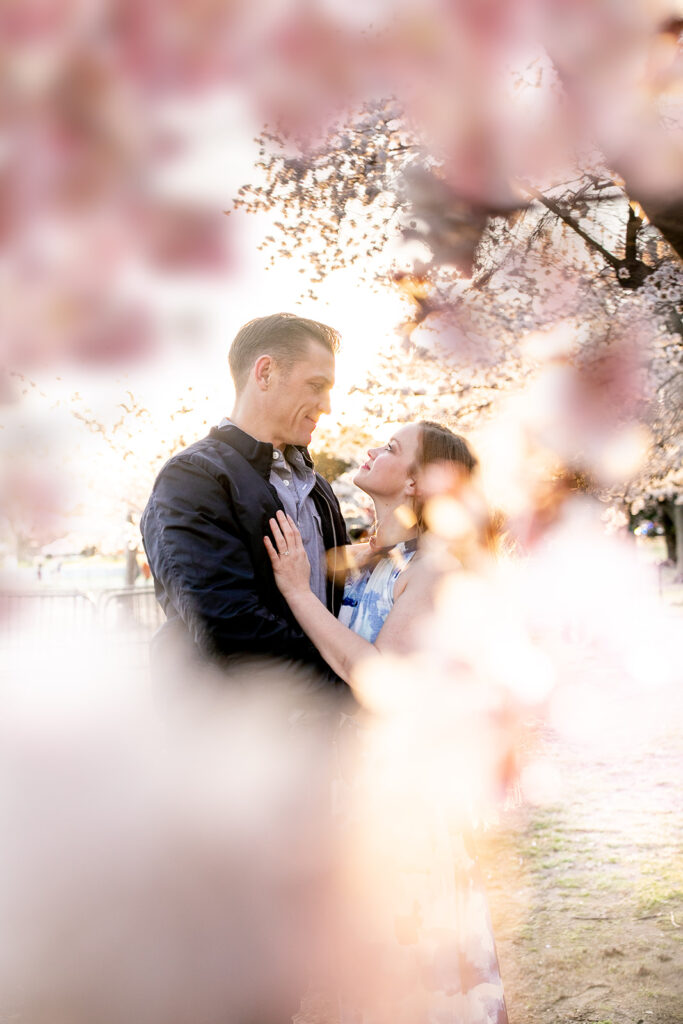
[[338, 540, 417, 641]]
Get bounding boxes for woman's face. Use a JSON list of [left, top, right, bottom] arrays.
[[353, 423, 421, 500]]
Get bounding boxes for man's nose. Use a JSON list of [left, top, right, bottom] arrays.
[[319, 391, 332, 415]]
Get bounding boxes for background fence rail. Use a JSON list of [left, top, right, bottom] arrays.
[[0, 586, 163, 652]]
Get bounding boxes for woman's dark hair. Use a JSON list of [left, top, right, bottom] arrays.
[[417, 420, 478, 475], [413, 421, 478, 535], [228, 312, 340, 392]]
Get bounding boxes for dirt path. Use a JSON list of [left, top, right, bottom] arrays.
[[297, 706, 683, 1024], [481, 699, 683, 1024]]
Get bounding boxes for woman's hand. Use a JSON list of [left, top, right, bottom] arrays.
[[264, 510, 312, 599]]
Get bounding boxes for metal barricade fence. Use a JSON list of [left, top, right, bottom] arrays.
[[0, 588, 98, 641], [98, 587, 166, 635], [0, 586, 164, 654]]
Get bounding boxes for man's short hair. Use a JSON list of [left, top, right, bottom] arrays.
[[229, 313, 340, 392]]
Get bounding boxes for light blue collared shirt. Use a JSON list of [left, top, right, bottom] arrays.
[[219, 419, 327, 605]]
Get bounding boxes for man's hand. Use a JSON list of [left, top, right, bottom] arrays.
[[264, 511, 312, 599]]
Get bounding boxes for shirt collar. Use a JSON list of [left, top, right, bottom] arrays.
[[282, 445, 312, 473], [209, 422, 313, 479]]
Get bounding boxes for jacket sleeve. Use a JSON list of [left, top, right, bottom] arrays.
[[141, 454, 328, 667]]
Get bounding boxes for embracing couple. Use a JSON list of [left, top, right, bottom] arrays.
[[141, 311, 480, 691], [141, 312, 508, 1024]]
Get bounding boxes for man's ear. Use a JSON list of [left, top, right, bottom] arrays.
[[253, 354, 273, 391]]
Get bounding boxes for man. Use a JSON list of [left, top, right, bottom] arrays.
[[140, 312, 349, 687]]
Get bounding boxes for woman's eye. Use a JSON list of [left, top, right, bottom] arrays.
[[385, 443, 394, 452]]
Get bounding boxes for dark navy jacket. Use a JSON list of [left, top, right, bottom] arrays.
[[140, 423, 349, 685]]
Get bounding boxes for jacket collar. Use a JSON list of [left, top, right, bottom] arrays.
[[208, 423, 313, 479]]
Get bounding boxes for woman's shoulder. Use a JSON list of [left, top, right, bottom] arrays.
[[392, 545, 440, 602]]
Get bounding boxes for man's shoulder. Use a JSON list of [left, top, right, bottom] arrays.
[[154, 432, 258, 489], [158, 435, 230, 475]]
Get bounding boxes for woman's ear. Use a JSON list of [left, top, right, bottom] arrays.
[[404, 475, 417, 498]]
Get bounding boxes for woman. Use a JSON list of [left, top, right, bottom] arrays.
[[265, 420, 509, 1024], [264, 420, 483, 683]]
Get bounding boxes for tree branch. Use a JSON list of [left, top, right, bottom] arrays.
[[518, 180, 621, 269]]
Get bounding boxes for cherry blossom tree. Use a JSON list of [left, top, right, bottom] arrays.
[[1, 375, 210, 580], [63, 385, 212, 582], [2, 0, 679, 371], [1, 9, 682, 1020], [236, 63, 682, 557]]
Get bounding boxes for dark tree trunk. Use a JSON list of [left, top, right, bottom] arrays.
[[661, 502, 676, 564], [674, 503, 683, 583], [635, 196, 683, 263], [125, 545, 140, 587]]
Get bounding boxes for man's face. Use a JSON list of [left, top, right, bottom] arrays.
[[269, 338, 335, 448]]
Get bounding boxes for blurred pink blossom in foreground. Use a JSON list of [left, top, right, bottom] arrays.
[[0, 642, 342, 1024], [0, 4, 680, 1017], [0, 490, 680, 1021], [1, 0, 680, 368]]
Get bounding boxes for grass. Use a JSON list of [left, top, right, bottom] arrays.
[[634, 856, 683, 913], [636, 881, 683, 914]]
